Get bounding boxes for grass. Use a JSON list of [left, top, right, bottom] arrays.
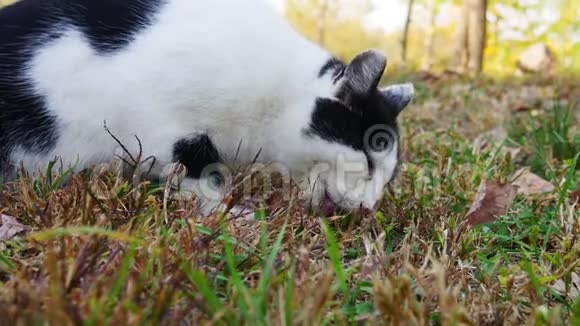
[[0, 76, 579, 325]]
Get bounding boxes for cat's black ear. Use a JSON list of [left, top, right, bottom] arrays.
[[381, 83, 415, 115], [340, 50, 386, 97]]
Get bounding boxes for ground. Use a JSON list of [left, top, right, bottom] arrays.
[[0, 75, 578, 325]]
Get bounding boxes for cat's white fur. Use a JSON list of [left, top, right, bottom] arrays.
[[10, 0, 406, 214]]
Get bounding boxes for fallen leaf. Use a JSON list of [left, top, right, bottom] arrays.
[[511, 168, 554, 196], [570, 190, 580, 204], [551, 272, 579, 300], [512, 102, 532, 112], [0, 214, 30, 241], [467, 181, 518, 226]]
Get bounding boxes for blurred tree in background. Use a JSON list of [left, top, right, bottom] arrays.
[[285, 0, 383, 60], [284, 0, 579, 77], [401, 0, 416, 64], [452, 0, 488, 75]]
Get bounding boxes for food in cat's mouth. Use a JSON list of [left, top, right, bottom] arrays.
[[320, 191, 375, 217]]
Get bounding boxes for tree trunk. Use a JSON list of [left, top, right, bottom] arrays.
[[467, 0, 487, 75], [422, 0, 439, 71], [450, 0, 487, 75], [317, 0, 330, 46], [401, 0, 416, 64], [451, 2, 470, 72]]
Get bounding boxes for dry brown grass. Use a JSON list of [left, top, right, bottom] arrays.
[[0, 76, 578, 325]]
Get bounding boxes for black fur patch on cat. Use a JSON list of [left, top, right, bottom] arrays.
[[59, 0, 164, 54], [173, 135, 222, 179], [0, 1, 59, 173], [305, 95, 400, 153], [305, 95, 404, 181], [0, 0, 164, 173]]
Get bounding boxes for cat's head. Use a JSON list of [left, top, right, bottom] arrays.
[[296, 50, 413, 215]]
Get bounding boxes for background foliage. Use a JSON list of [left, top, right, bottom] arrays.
[[284, 0, 579, 76]]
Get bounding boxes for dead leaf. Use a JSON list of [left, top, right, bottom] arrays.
[[551, 272, 579, 300], [467, 181, 518, 226], [570, 190, 580, 204], [512, 102, 532, 112], [511, 168, 554, 196], [0, 214, 30, 241]]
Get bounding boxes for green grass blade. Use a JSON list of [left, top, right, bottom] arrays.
[[0, 251, 15, 272], [256, 221, 288, 320], [284, 260, 297, 326], [29, 226, 142, 244], [188, 269, 224, 316], [321, 220, 347, 295]]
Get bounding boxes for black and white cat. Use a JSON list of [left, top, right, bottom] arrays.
[[0, 0, 414, 215]]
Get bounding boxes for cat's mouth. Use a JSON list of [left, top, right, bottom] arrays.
[[319, 190, 374, 217]]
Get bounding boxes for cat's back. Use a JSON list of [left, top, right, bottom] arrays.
[[0, 0, 163, 56], [0, 0, 165, 171], [0, 0, 166, 101]]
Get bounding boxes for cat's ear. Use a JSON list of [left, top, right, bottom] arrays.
[[380, 83, 415, 115], [340, 50, 386, 97]]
